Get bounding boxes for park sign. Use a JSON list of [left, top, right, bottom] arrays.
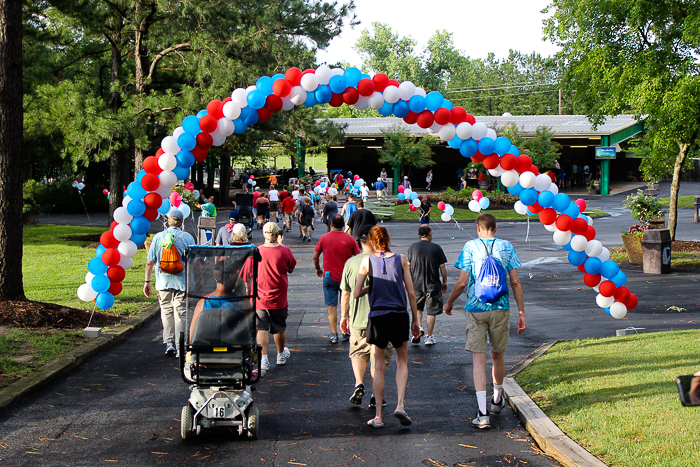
[[595, 146, 616, 159]]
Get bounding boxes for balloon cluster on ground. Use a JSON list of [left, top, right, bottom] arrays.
[[78, 65, 638, 317]]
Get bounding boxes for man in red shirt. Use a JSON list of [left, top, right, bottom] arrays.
[[252, 188, 262, 228], [313, 215, 360, 344], [278, 185, 290, 201], [243, 222, 297, 372], [280, 195, 296, 232]]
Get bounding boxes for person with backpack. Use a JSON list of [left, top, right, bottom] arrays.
[[444, 213, 526, 430], [143, 209, 196, 357]]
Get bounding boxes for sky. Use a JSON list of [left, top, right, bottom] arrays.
[[316, 0, 561, 67]]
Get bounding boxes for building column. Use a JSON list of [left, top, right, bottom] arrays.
[[296, 137, 305, 179], [393, 164, 400, 195], [600, 135, 610, 196]]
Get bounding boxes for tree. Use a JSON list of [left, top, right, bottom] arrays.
[[376, 124, 436, 179], [524, 126, 561, 170], [544, 0, 700, 239]]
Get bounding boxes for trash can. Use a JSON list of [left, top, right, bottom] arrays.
[[695, 196, 700, 223], [641, 229, 672, 274], [643, 188, 657, 197], [385, 177, 393, 195]]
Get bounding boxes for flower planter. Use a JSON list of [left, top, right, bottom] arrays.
[[621, 234, 643, 265]]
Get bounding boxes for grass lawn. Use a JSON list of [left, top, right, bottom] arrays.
[[610, 247, 700, 269], [392, 205, 607, 222], [658, 195, 695, 208], [516, 330, 700, 467]]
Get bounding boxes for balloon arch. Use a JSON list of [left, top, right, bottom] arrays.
[[76, 65, 638, 317]]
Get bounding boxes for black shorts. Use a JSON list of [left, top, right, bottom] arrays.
[[367, 312, 409, 349], [416, 290, 443, 316], [256, 307, 288, 334]]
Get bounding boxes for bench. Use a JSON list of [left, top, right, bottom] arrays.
[[366, 201, 395, 220]]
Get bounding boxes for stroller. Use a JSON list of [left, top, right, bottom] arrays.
[[235, 193, 255, 239], [178, 244, 262, 439]]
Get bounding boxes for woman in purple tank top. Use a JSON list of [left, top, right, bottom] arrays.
[[354, 226, 419, 429]]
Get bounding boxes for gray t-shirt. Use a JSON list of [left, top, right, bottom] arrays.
[[406, 240, 448, 293], [215, 225, 233, 245], [323, 201, 338, 225]]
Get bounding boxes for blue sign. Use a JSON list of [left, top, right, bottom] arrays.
[[595, 146, 616, 159]]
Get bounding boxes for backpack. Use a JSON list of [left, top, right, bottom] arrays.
[[474, 239, 508, 304], [159, 232, 185, 274]]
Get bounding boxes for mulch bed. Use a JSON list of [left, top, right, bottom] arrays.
[[0, 300, 122, 329]]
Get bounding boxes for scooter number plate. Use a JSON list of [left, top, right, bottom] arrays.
[[213, 406, 226, 418]]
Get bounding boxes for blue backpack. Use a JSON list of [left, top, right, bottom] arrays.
[[475, 239, 508, 303]]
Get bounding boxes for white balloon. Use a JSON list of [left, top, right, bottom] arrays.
[[519, 171, 537, 189], [544, 223, 557, 232], [217, 118, 235, 136], [546, 182, 559, 195], [315, 64, 331, 85], [403, 189, 412, 198], [281, 95, 295, 111], [368, 91, 385, 110], [231, 88, 248, 106], [468, 200, 481, 213], [585, 240, 603, 257], [179, 203, 191, 218], [586, 215, 594, 226], [383, 85, 400, 104], [593, 284, 600, 293], [210, 131, 226, 147], [222, 101, 242, 120], [85, 272, 95, 284], [472, 122, 488, 140], [160, 136, 179, 154], [113, 223, 133, 242], [596, 293, 615, 309], [354, 96, 369, 110], [414, 87, 427, 98], [412, 199, 421, 207], [172, 126, 185, 139], [245, 84, 258, 94], [438, 124, 456, 141], [570, 234, 588, 252], [300, 73, 319, 92], [77, 283, 98, 302], [118, 255, 133, 270], [514, 201, 528, 215], [251, 180, 257, 186], [610, 302, 628, 319], [399, 81, 416, 101], [501, 170, 520, 188], [553, 229, 572, 246], [444, 204, 455, 216], [534, 174, 552, 192], [158, 153, 177, 171], [156, 184, 172, 198], [598, 247, 611, 263], [113, 206, 133, 224], [159, 170, 177, 188], [488, 166, 505, 177], [330, 67, 344, 77], [456, 122, 473, 140], [118, 240, 138, 258], [289, 86, 307, 105], [122, 195, 132, 208], [485, 128, 497, 140], [441, 212, 451, 222]]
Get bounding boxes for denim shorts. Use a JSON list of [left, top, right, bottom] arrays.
[[322, 275, 341, 306]]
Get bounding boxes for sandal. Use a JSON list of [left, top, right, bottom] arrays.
[[393, 410, 412, 426], [366, 418, 384, 428]]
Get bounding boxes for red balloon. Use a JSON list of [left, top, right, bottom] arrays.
[[343, 87, 359, 105], [257, 106, 271, 122], [191, 146, 207, 163], [388, 79, 400, 88], [514, 155, 532, 173], [265, 94, 283, 113], [416, 110, 435, 129], [143, 156, 162, 175], [409, 204, 417, 211], [199, 115, 217, 133], [556, 214, 573, 231], [529, 202, 544, 214], [155, 148, 164, 158], [108, 281, 123, 296], [575, 198, 587, 212], [329, 92, 344, 107], [196, 132, 213, 150], [302, 68, 315, 75], [434, 108, 451, 125], [357, 78, 375, 97], [471, 151, 486, 163], [285, 67, 302, 86], [222, 97, 232, 104], [372, 73, 389, 92], [144, 192, 163, 210], [272, 79, 292, 97], [500, 153, 516, 170], [403, 110, 419, 125], [539, 208, 557, 225], [107, 265, 126, 283], [141, 173, 160, 192], [599, 280, 616, 297], [464, 113, 476, 125], [614, 286, 631, 303], [624, 293, 638, 310], [584, 273, 601, 287], [102, 248, 121, 267], [584, 225, 596, 241], [101, 231, 120, 249], [571, 218, 589, 235], [450, 106, 467, 124], [577, 264, 587, 273], [110, 220, 119, 232], [206, 100, 224, 120], [143, 207, 159, 221], [530, 165, 540, 176], [483, 154, 500, 170]]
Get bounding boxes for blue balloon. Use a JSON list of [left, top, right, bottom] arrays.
[[441, 99, 453, 110], [408, 95, 426, 113], [459, 138, 478, 158], [563, 203, 581, 218], [314, 85, 332, 104], [552, 193, 572, 212], [360, 73, 371, 80], [127, 181, 147, 200], [303, 92, 318, 107], [256, 76, 274, 95], [130, 233, 147, 246], [241, 106, 258, 125], [526, 207, 538, 216], [479, 197, 490, 210], [425, 91, 444, 111], [494, 137, 512, 156], [477, 137, 495, 155], [584, 257, 603, 275], [538, 190, 555, 208], [568, 250, 587, 266], [604, 307, 611, 315], [96, 292, 115, 310], [92, 274, 111, 294], [611, 270, 627, 287], [95, 245, 106, 258], [378, 100, 394, 116], [127, 198, 146, 217], [507, 183, 523, 196], [509, 145, 520, 157], [519, 187, 538, 206], [233, 118, 247, 134], [177, 133, 196, 152], [448, 135, 463, 149], [392, 100, 410, 118], [329, 75, 347, 93], [136, 169, 147, 181], [344, 67, 362, 87], [247, 90, 266, 109], [410, 192, 419, 200], [173, 166, 190, 181], [88, 256, 109, 275], [176, 150, 195, 168], [158, 198, 171, 214], [320, 182, 326, 188], [600, 260, 620, 279], [130, 215, 150, 235], [182, 115, 201, 134], [398, 193, 406, 201], [271, 73, 285, 81], [196, 109, 208, 118]]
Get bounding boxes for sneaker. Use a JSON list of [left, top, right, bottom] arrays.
[[276, 347, 290, 365], [411, 327, 425, 344], [302, 235, 307, 240], [425, 335, 437, 345], [261, 358, 270, 372], [329, 333, 339, 344], [349, 383, 365, 405], [490, 396, 506, 415], [368, 396, 387, 408], [165, 343, 176, 356], [307, 237, 312, 242], [342, 332, 350, 340], [471, 410, 490, 429]]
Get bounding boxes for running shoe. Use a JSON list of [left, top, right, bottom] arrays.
[[471, 410, 490, 429], [261, 358, 270, 372], [350, 383, 365, 405], [342, 332, 350, 340], [425, 335, 437, 345], [368, 396, 387, 408], [490, 396, 506, 415], [276, 347, 290, 365], [329, 333, 339, 344], [165, 342, 176, 356]]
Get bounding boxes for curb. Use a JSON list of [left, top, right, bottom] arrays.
[[0, 302, 160, 413], [504, 341, 608, 467]]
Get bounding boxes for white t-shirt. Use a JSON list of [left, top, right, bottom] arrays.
[[360, 186, 370, 198], [291, 190, 300, 200], [268, 189, 279, 202], [327, 187, 338, 197]]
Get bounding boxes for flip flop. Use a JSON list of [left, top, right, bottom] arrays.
[[393, 410, 412, 426], [366, 418, 384, 428]]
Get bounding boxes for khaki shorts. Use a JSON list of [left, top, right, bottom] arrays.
[[465, 309, 510, 354], [283, 212, 293, 223], [349, 327, 393, 366]]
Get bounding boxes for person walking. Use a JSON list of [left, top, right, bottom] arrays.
[[380, 168, 388, 182], [419, 195, 432, 225], [444, 213, 526, 429], [313, 215, 360, 344], [354, 226, 420, 428], [402, 176, 411, 190], [373, 177, 386, 200], [281, 194, 296, 232], [425, 170, 433, 191], [406, 225, 447, 345], [268, 186, 279, 221], [298, 198, 315, 242], [360, 182, 370, 203], [322, 194, 339, 232], [143, 209, 196, 357], [256, 193, 270, 226], [215, 210, 240, 246], [346, 199, 377, 249], [341, 193, 357, 223]]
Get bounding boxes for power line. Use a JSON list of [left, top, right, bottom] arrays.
[[446, 82, 558, 93], [454, 88, 560, 101]]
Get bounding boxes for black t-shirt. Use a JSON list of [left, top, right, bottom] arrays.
[[420, 200, 431, 216], [347, 209, 377, 239], [300, 204, 315, 226], [407, 240, 448, 293]]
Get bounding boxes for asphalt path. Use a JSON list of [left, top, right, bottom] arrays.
[[3, 181, 700, 466]]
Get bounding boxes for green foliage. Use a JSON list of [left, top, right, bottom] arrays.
[[376, 124, 437, 176], [22, 180, 51, 214], [31, 178, 107, 214], [497, 124, 561, 169], [170, 184, 197, 210], [623, 190, 666, 225]]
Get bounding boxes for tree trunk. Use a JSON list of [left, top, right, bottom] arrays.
[[0, 0, 25, 300], [107, 17, 123, 224], [668, 141, 691, 240], [133, 0, 145, 175], [219, 153, 230, 206]]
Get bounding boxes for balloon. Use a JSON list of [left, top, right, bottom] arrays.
[[118, 255, 133, 270], [444, 204, 455, 216], [585, 240, 603, 257], [614, 286, 631, 303], [534, 174, 552, 192], [598, 247, 611, 263], [96, 292, 115, 310], [357, 78, 375, 96], [107, 265, 126, 283], [441, 212, 451, 222], [514, 201, 528, 215], [398, 193, 406, 201], [437, 201, 445, 210], [91, 274, 110, 294], [477, 137, 495, 155], [118, 240, 138, 258], [624, 293, 638, 310], [568, 250, 587, 266], [553, 229, 572, 246], [539, 208, 557, 225], [501, 170, 519, 188], [398, 186, 405, 193], [600, 260, 620, 279], [538, 190, 555, 208], [159, 170, 177, 188], [141, 173, 160, 192], [113, 207, 133, 225], [88, 256, 109, 275], [584, 257, 603, 275], [398, 81, 416, 100], [471, 122, 487, 140], [456, 122, 473, 140], [519, 188, 538, 206], [161, 135, 179, 154], [459, 139, 478, 158], [438, 124, 456, 141], [410, 192, 419, 201], [584, 273, 601, 288], [519, 172, 536, 189], [556, 214, 573, 231], [570, 235, 588, 252], [223, 101, 242, 120], [101, 248, 120, 267], [575, 199, 587, 212], [412, 199, 421, 207], [596, 293, 615, 309], [169, 192, 182, 207], [479, 197, 490, 210], [113, 223, 132, 242], [130, 216, 150, 236], [77, 283, 99, 302], [472, 190, 483, 201], [609, 302, 627, 319], [468, 200, 481, 213], [126, 181, 147, 200], [408, 95, 426, 113], [552, 193, 571, 212], [599, 280, 616, 297], [611, 270, 627, 287], [179, 203, 191, 218], [409, 204, 417, 211]]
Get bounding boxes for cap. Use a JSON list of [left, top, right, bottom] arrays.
[[377, 177, 381, 181], [404, 176, 408, 179], [168, 209, 184, 220], [232, 223, 246, 234], [229, 210, 240, 220], [262, 222, 280, 235]]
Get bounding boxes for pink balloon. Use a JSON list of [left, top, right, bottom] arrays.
[[103, 189, 109, 195], [398, 186, 405, 193], [315, 180, 320, 186], [472, 190, 483, 201], [437, 201, 445, 210], [575, 198, 587, 212], [409, 204, 417, 211], [353, 175, 359, 180], [169, 192, 182, 207], [249, 175, 255, 179], [184, 182, 194, 191]]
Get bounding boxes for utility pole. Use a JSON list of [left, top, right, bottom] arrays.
[[558, 89, 562, 115]]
